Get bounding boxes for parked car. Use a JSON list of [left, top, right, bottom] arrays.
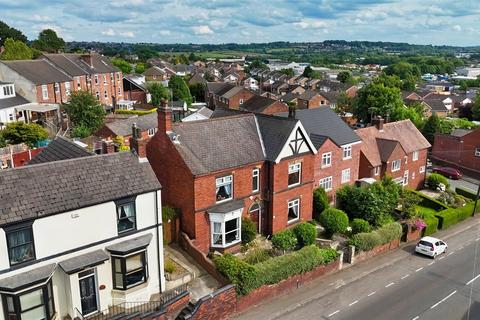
[[415, 236, 447, 259], [432, 166, 462, 180]]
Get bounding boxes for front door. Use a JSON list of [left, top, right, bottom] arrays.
[[79, 269, 98, 315]]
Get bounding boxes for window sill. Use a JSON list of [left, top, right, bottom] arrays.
[[391, 169, 400, 173], [211, 239, 241, 249], [321, 164, 332, 169], [288, 182, 301, 188], [342, 157, 352, 160], [112, 279, 149, 293], [215, 198, 233, 204], [287, 218, 300, 225]]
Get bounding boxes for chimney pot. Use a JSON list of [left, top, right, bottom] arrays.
[[288, 105, 296, 119], [373, 116, 384, 131], [157, 99, 172, 133]]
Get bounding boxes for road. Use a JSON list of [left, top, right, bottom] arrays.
[[234, 216, 480, 320], [426, 168, 479, 193]]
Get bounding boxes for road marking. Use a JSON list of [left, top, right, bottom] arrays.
[[430, 290, 457, 309], [415, 267, 424, 272], [385, 282, 395, 288], [412, 316, 420, 320], [458, 246, 464, 250], [476, 238, 480, 242], [328, 310, 340, 317], [349, 300, 358, 306], [439, 256, 445, 260], [367, 291, 376, 297], [466, 274, 480, 285], [428, 261, 435, 266], [401, 274, 410, 279], [448, 252, 454, 256], [335, 284, 343, 289]]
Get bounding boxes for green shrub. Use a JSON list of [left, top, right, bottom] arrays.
[[318, 208, 349, 238], [271, 229, 297, 251], [244, 248, 270, 265], [293, 222, 317, 246], [241, 218, 257, 244], [426, 173, 449, 190], [376, 222, 402, 243], [164, 259, 177, 273], [436, 203, 475, 229], [421, 215, 439, 236], [456, 187, 477, 200], [351, 218, 372, 234], [115, 108, 157, 115], [255, 246, 338, 286], [213, 254, 258, 295], [411, 190, 449, 211], [349, 232, 382, 251], [313, 187, 329, 218]]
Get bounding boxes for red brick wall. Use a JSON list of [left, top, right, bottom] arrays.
[[433, 131, 480, 172], [89, 72, 123, 106], [225, 90, 255, 109], [184, 285, 237, 320], [297, 95, 326, 109], [36, 82, 72, 104], [262, 101, 288, 115], [313, 140, 361, 202], [354, 239, 400, 264], [13, 148, 44, 167]]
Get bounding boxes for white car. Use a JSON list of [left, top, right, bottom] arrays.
[[415, 236, 448, 259]]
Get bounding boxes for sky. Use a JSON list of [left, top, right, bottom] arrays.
[[1, 0, 479, 46]]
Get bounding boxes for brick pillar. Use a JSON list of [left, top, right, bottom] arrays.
[[130, 123, 147, 160], [101, 140, 115, 154]]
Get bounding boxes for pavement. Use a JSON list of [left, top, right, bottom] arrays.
[[233, 214, 480, 320]]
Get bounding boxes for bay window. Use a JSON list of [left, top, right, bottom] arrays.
[[216, 175, 233, 202], [288, 198, 300, 222], [116, 199, 136, 233], [112, 251, 148, 290], [2, 280, 55, 320], [288, 163, 301, 186], [210, 209, 242, 248], [6, 225, 35, 266]]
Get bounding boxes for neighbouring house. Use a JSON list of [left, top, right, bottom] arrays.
[[0, 136, 166, 319], [297, 90, 328, 109], [181, 106, 213, 122], [319, 91, 339, 109], [188, 73, 207, 86], [277, 107, 362, 202], [238, 94, 288, 115], [432, 128, 480, 173], [0, 81, 30, 128], [95, 112, 158, 147], [205, 82, 254, 109], [223, 72, 240, 84], [355, 117, 431, 189], [317, 80, 358, 98], [0, 143, 44, 169], [144, 66, 170, 82], [243, 77, 259, 91], [123, 74, 149, 105], [279, 92, 299, 105], [147, 102, 317, 254], [422, 98, 450, 117]]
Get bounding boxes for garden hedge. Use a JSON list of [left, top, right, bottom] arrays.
[[422, 215, 439, 236], [456, 187, 477, 201], [271, 229, 297, 251], [410, 190, 449, 211], [349, 222, 402, 252], [435, 203, 475, 230], [115, 108, 157, 115]]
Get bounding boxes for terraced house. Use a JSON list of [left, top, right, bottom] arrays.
[[147, 103, 317, 254], [0, 138, 166, 319]]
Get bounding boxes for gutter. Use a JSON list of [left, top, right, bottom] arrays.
[[155, 189, 163, 294]]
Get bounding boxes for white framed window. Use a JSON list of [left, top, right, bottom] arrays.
[[319, 176, 333, 191], [321, 152, 332, 167], [216, 175, 233, 202], [288, 198, 300, 222], [391, 159, 401, 172], [288, 163, 301, 186], [342, 145, 352, 159], [413, 151, 419, 161], [147, 128, 156, 137], [419, 166, 425, 173], [341, 168, 351, 184], [475, 148, 480, 157], [403, 170, 409, 186], [41, 85, 48, 99], [65, 82, 71, 96], [239, 98, 244, 105], [54, 82, 59, 93], [210, 209, 242, 248], [374, 166, 380, 176], [103, 74, 107, 84], [252, 168, 260, 193]]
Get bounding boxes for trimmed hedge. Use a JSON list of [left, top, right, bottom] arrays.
[[214, 246, 338, 295], [349, 222, 402, 252], [422, 215, 439, 236], [456, 187, 477, 200], [271, 229, 297, 251], [426, 173, 450, 190], [115, 108, 157, 115], [318, 208, 349, 238], [435, 202, 475, 229], [410, 190, 449, 211], [351, 218, 372, 234]]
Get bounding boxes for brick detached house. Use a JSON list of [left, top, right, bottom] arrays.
[[355, 118, 431, 189], [205, 82, 254, 110], [147, 102, 317, 254], [297, 90, 328, 109], [432, 128, 480, 173], [239, 95, 288, 115], [278, 107, 362, 202]]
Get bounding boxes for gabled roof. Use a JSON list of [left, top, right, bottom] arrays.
[[451, 128, 473, 137], [144, 66, 166, 76], [102, 112, 157, 137], [355, 120, 431, 167], [197, 106, 213, 118], [255, 115, 300, 161], [239, 95, 281, 113], [298, 90, 319, 101], [0, 152, 161, 226], [319, 91, 339, 103], [376, 138, 406, 162], [28, 136, 93, 165], [41, 54, 89, 76], [423, 99, 449, 112], [222, 86, 245, 99], [42, 53, 118, 75], [280, 92, 299, 103], [189, 73, 207, 85], [1, 60, 72, 85], [276, 107, 361, 148], [206, 82, 234, 95], [0, 94, 30, 110]]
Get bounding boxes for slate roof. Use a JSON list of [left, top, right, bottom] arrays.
[[423, 99, 449, 112], [255, 114, 298, 161], [1, 60, 72, 84], [276, 107, 361, 148], [222, 86, 244, 99], [451, 128, 473, 137], [41, 54, 89, 76], [102, 112, 157, 137], [239, 95, 279, 113], [106, 233, 153, 254], [319, 91, 339, 103], [355, 120, 431, 167], [208, 199, 245, 213], [43, 53, 118, 75], [280, 92, 299, 103], [197, 106, 213, 118], [0, 94, 30, 110], [206, 82, 234, 95], [59, 249, 109, 274], [0, 263, 55, 291], [189, 73, 207, 85], [298, 90, 319, 101], [0, 152, 161, 226], [144, 66, 166, 76], [28, 136, 93, 165], [171, 114, 265, 175]]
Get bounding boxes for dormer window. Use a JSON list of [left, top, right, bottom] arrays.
[[216, 175, 233, 202]]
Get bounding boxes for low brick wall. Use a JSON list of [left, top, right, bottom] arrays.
[[353, 239, 400, 265], [236, 259, 341, 313], [179, 232, 229, 285], [406, 227, 422, 243], [184, 285, 237, 320]]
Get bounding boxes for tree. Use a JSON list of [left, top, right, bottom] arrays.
[[62, 91, 105, 138], [32, 29, 65, 53], [401, 74, 417, 91], [422, 113, 440, 144], [280, 68, 294, 77], [313, 187, 329, 219], [334, 92, 354, 117], [0, 21, 27, 46], [398, 190, 420, 220], [0, 122, 48, 147], [113, 135, 129, 151], [189, 83, 206, 102], [147, 82, 169, 106], [134, 62, 146, 74], [318, 208, 349, 239], [0, 38, 33, 60], [169, 75, 193, 104], [188, 52, 198, 61], [302, 66, 314, 78], [111, 58, 132, 74], [472, 92, 480, 120], [248, 59, 268, 70], [337, 71, 352, 84], [385, 62, 420, 81], [173, 54, 189, 65]]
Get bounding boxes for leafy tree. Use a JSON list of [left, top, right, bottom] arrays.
[[0, 38, 33, 60], [458, 104, 473, 121], [0, 21, 27, 46], [189, 83, 206, 102], [32, 29, 65, 53], [391, 103, 425, 129], [385, 62, 420, 81], [337, 71, 353, 84], [313, 187, 329, 219], [113, 135, 129, 151], [374, 74, 402, 89], [147, 82, 169, 106], [280, 68, 294, 77], [401, 75, 418, 91], [422, 113, 440, 143], [111, 58, 132, 74], [134, 62, 146, 74], [173, 54, 189, 65], [169, 75, 193, 104], [0, 133, 6, 148], [0, 122, 48, 147], [302, 66, 314, 78], [473, 92, 480, 120], [62, 91, 105, 138], [248, 59, 268, 70], [188, 52, 198, 61], [334, 92, 354, 117], [398, 190, 421, 220]]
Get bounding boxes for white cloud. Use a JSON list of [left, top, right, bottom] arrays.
[[452, 24, 462, 32], [120, 31, 135, 38], [159, 30, 171, 36], [101, 28, 116, 36], [193, 25, 213, 34], [294, 19, 327, 29]]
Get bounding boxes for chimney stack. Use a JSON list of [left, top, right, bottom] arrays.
[[81, 54, 93, 68], [130, 123, 148, 161], [372, 116, 384, 131], [101, 140, 115, 154], [157, 99, 172, 133], [288, 105, 296, 119]]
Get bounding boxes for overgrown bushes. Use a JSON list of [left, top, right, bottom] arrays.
[[426, 173, 449, 190], [318, 208, 349, 238], [293, 222, 317, 246], [271, 229, 297, 251], [241, 218, 257, 244], [214, 246, 338, 295], [349, 222, 402, 251], [351, 218, 372, 234]]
